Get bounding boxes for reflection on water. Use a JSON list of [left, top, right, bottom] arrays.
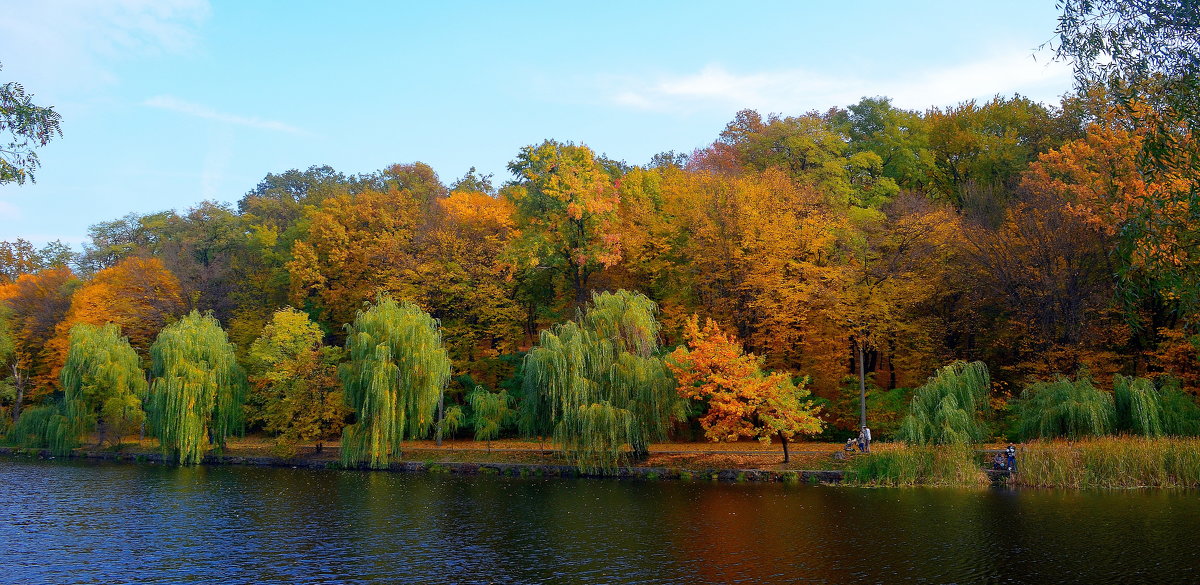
[[2, 459, 1197, 584]]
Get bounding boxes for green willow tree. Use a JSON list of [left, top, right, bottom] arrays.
[[60, 323, 146, 448], [1113, 375, 1164, 437], [1016, 373, 1113, 440], [148, 311, 246, 465], [5, 401, 74, 454], [468, 386, 513, 451], [520, 290, 682, 473], [897, 361, 991, 445], [340, 295, 451, 468]]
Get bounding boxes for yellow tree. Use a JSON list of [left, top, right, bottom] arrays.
[[504, 140, 622, 308], [287, 185, 427, 332], [668, 315, 822, 463], [410, 190, 523, 384]]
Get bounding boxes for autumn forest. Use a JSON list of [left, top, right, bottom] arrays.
[[4, 75, 1200, 463]]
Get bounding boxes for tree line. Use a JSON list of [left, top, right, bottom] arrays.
[[7, 0, 1200, 457]]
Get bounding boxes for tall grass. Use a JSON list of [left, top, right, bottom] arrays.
[[1015, 437, 1200, 488], [844, 444, 988, 487]]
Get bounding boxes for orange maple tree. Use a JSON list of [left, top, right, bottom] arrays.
[[45, 257, 185, 384], [667, 315, 823, 462]]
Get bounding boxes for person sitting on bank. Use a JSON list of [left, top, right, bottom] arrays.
[[992, 453, 1005, 470], [845, 437, 857, 453]]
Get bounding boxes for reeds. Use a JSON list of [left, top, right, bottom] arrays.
[[1015, 436, 1200, 488], [844, 443, 988, 487]]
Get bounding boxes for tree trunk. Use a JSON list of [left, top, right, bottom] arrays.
[[435, 392, 445, 446], [857, 340, 867, 431], [11, 364, 23, 423], [779, 432, 790, 463]]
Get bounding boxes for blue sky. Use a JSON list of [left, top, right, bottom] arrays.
[[0, 0, 1073, 245]]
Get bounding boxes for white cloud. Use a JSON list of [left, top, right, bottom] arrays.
[[143, 95, 306, 135], [0, 0, 210, 91], [605, 48, 1073, 114]]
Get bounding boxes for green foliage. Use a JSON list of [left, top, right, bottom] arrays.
[[1113, 375, 1164, 437], [898, 361, 990, 445], [246, 307, 347, 457], [148, 311, 247, 465], [60, 323, 147, 447], [0, 62, 63, 185], [468, 386, 513, 448], [5, 401, 76, 455], [1015, 373, 1113, 440], [438, 404, 465, 439], [340, 295, 451, 469], [521, 290, 682, 473], [1156, 379, 1200, 437]]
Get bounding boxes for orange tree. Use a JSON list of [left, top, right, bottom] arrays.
[[667, 315, 823, 462]]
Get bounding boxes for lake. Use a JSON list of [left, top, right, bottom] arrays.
[[2, 458, 1197, 584]]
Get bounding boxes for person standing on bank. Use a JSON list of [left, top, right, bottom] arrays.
[[1005, 444, 1017, 472], [859, 426, 872, 453]]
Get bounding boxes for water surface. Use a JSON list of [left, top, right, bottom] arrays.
[[2, 459, 1197, 584]]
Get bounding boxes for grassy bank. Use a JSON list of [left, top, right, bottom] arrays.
[[843, 443, 989, 487], [1014, 437, 1200, 488]]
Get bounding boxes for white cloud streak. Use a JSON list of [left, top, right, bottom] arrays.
[[606, 48, 1073, 114], [0, 0, 210, 92], [144, 95, 306, 135]]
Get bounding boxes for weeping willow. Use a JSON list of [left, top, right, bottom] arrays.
[[897, 361, 991, 445], [5, 401, 77, 455], [340, 295, 451, 469], [60, 323, 147, 448], [148, 311, 246, 465], [1157, 378, 1200, 437], [1113, 375, 1164, 437], [521, 290, 682, 474], [1016, 373, 1113, 440], [468, 386, 513, 450]]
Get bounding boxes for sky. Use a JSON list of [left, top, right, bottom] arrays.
[[0, 0, 1075, 246]]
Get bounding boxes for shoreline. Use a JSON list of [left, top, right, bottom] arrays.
[[0, 445, 1021, 485], [0, 446, 849, 483]]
